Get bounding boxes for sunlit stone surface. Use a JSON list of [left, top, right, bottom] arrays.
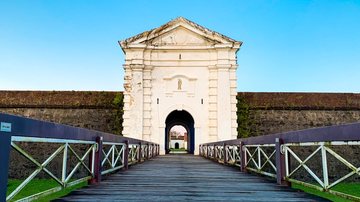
[[119, 17, 242, 154]]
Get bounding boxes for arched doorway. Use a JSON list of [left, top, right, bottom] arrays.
[[165, 110, 195, 154], [169, 125, 188, 153]]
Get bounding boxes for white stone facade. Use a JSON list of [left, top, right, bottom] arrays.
[[119, 17, 242, 155], [169, 140, 186, 149]]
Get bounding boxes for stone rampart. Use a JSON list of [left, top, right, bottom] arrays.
[[238, 92, 360, 137]]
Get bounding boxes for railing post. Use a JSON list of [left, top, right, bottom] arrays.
[[213, 145, 216, 160], [89, 136, 103, 184], [62, 143, 68, 185], [321, 144, 329, 190], [223, 143, 228, 165], [138, 142, 142, 163], [257, 145, 261, 170], [206, 145, 209, 158], [0, 132, 11, 201], [275, 138, 289, 186], [240, 142, 247, 172], [154, 144, 156, 156], [151, 144, 154, 158], [202, 145, 205, 157], [202, 145, 204, 156], [146, 143, 150, 160], [124, 140, 129, 170]]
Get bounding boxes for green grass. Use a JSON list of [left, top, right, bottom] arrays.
[[7, 179, 87, 201], [332, 183, 360, 198], [170, 148, 187, 151], [38, 181, 86, 202], [292, 182, 360, 202]]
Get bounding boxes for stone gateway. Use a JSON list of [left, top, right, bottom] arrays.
[[119, 17, 242, 154]]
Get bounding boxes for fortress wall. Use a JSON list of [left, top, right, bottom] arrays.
[[0, 91, 120, 134], [238, 92, 360, 137], [0, 91, 359, 137]]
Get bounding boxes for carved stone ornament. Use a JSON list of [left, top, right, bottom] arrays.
[[178, 79, 182, 90]]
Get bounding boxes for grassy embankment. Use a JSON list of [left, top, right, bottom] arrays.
[[6, 179, 87, 201], [292, 182, 360, 202]]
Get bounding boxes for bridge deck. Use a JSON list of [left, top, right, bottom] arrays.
[[56, 155, 327, 202]]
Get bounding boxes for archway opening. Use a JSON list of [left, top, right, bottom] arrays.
[[165, 110, 195, 154], [169, 125, 188, 153]]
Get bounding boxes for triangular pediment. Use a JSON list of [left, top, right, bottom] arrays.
[[120, 17, 242, 48], [149, 26, 215, 46]]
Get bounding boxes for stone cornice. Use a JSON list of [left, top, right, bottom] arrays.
[[126, 45, 232, 51], [119, 17, 242, 51], [216, 64, 232, 70], [143, 65, 154, 71], [130, 64, 145, 71]]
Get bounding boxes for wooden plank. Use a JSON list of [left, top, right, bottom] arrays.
[[55, 155, 329, 201]]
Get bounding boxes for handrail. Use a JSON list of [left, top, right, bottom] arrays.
[[0, 113, 159, 201], [200, 122, 360, 201]]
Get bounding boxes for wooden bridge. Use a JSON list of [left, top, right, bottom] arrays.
[[1, 113, 360, 201], [56, 155, 326, 201]]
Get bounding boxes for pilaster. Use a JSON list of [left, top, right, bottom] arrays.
[[230, 65, 238, 139], [143, 65, 153, 141], [216, 64, 232, 141], [122, 64, 132, 137], [122, 64, 144, 140], [208, 65, 218, 142]]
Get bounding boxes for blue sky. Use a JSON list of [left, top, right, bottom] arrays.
[[0, 0, 359, 92]]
